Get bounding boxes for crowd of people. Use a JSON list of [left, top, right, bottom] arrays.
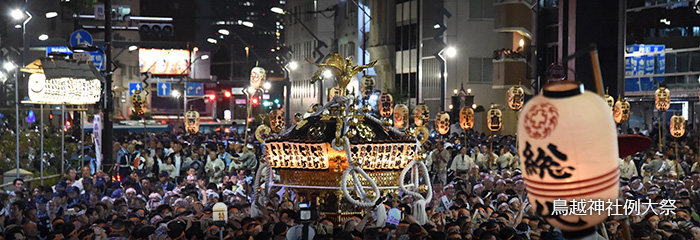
[[0, 125, 699, 240]]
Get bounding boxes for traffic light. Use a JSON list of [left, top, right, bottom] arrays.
[[64, 120, 71, 132], [49, 113, 53, 120], [224, 91, 232, 98], [274, 98, 280, 104], [252, 97, 259, 106], [208, 94, 216, 101]]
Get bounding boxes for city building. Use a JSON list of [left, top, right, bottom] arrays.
[[283, 0, 535, 135]]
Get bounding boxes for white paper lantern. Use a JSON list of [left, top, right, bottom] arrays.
[[459, 106, 474, 130], [393, 104, 409, 129], [613, 98, 630, 124], [250, 67, 266, 90], [670, 114, 686, 138], [185, 110, 201, 134], [507, 85, 525, 111], [414, 104, 429, 127], [131, 89, 148, 115], [655, 87, 670, 111], [604, 94, 614, 112], [518, 81, 619, 232], [379, 93, 394, 118], [435, 111, 450, 135], [270, 109, 285, 133], [487, 104, 503, 132]]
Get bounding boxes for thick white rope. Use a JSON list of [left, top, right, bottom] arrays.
[[340, 136, 380, 208], [398, 139, 433, 225], [251, 142, 271, 218]]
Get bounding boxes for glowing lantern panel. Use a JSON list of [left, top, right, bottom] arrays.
[[435, 111, 450, 135], [613, 99, 630, 124], [655, 87, 670, 111], [507, 85, 525, 111], [393, 104, 409, 129], [487, 105, 502, 132], [459, 106, 474, 130], [414, 104, 430, 127], [670, 114, 686, 138], [185, 110, 201, 134], [518, 81, 619, 232], [250, 67, 266, 90], [379, 93, 393, 118]]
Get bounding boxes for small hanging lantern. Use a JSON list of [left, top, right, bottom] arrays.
[[185, 109, 201, 134], [393, 104, 409, 129], [655, 87, 670, 111], [250, 67, 266, 90], [518, 81, 619, 232], [506, 85, 525, 111], [487, 104, 502, 132], [414, 104, 430, 127], [131, 88, 148, 115], [379, 93, 394, 118], [670, 114, 686, 138], [435, 110, 450, 135], [459, 106, 474, 130], [270, 109, 285, 133], [604, 90, 614, 112], [613, 98, 630, 124], [361, 75, 375, 100]]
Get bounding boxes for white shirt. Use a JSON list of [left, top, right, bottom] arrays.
[[450, 154, 473, 172], [619, 159, 638, 179]]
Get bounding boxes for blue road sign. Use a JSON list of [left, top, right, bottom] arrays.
[[129, 82, 142, 96], [157, 83, 171, 97], [185, 82, 204, 96], [70, 30, 93, 47], [88, 46, 105, 70], [46, 46, 73, 56]]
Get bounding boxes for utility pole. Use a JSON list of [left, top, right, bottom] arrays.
[[102, 0, 114, 171]]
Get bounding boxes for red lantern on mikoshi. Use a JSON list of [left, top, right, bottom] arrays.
[[518, 81, 619, 232]]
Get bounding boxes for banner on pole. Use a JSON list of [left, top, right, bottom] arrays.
[[93, 113, 103, 172]]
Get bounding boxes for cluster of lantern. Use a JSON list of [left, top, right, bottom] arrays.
[[518, 81, 619, 232], [185, 109, 201, 134], [655, 87, 671, 111], [131, 88, 148, 115], [506, 85, 525, 111], [487, 104, 503, 132], [670, 114, 686, 138], [613, 98, 630, 124], [28, 74, 102, 104], [435, 111, 451, 135], [459, 106, 474, 130], [264, 141, 415, 170]]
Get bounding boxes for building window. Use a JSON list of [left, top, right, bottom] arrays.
[[469, 58, 493, 83], [395, 73, 418, 98], [395, 23, 419, 51], [470, 0, 494, 19]]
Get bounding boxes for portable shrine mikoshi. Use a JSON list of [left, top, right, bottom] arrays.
[[251, 53, 433, 225]]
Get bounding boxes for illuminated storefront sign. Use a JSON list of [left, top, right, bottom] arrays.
[[139, 48, 190, 75]]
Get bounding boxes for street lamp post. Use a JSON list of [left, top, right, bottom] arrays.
[[14, 66, 19, 178], [436, 47, 456, 110]]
